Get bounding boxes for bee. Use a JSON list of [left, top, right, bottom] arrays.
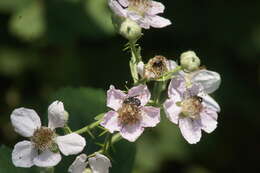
[[123, 97, 141, 107]]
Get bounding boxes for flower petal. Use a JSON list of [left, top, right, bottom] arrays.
[[108, 0, 127, 17], [168, 76, 185, 98], [11, 108, 41, 137], [118, 0, 129, 7], [120, 122, 144, 142], [33, 150, 61, 167], [140, 106, 160, 127], [166, 60, 178, 71], [100, 111, 121, 133], [107, 85, 126, 111], [89, 153, 112, 173], [199, 93, 220, 112], [179, 117, 202, 144], [187, 83, 202, 97], [56, 133, 86, 156], [48, 101, 67, 130], [128, 85, 151, 106], [68, 154, 88, 173], [147, 1, 165, 15], [191, 70, 221, 94], [163, 98, 181, 124], [137, 61, 145, 78], [200, 108, 218, 133], [12, 141, 37, 168], [147, 15, 171, 28]]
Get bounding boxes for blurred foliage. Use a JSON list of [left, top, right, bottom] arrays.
[[0, 0, 259, 173]]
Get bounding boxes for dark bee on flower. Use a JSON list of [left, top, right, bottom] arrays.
[[123, 97, 141, 107]]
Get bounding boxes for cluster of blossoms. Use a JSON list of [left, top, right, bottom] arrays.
[[101, 51, 221, 144], [10, 0, 221, 172]]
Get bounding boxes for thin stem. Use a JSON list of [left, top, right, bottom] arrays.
[[129, 41, 141, 83], [41, 167, 54, 173], [87, 133, 122, 158], [74, 119, 102, 134], [63, 124, 72, 134]]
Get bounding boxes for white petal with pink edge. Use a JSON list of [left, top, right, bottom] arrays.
[[163, 98, 182, 124], [107, 85, 126, 111], [120, 123, 144, 142], [128, 85, 151, 106], [179, 117, 202, 144], [100, 111, 121, 133], [141, 106, 160, 127]]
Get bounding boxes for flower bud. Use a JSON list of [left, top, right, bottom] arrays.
[[83, 168, 92, 173], [119, 19, 142, 41], [180, 51, 201, 72]]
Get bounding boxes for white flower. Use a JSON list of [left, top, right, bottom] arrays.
[[68, 153, 111, 173], [181, 69, 221, 94], [137, 55, 177, 79], [163, 76, 220, 144], [11, 101, 86, 168], [100, 85, 160, 142], [109, 0, 171, 29]]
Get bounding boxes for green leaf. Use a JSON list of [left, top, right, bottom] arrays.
[[9, 1, 45, 41], [0, 145, 38, 173], [0, 0, 33, 13], [85, 0, 115, 35], [110, 140, 136, 173]]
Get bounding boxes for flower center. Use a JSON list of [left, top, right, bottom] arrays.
[[31, 127, 55, 151], [180, 96, 203, 119], [117, 97, 141, 125], [146, 56, 168, 78], [128, 0, 151, 16]]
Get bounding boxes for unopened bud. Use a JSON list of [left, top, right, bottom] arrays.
[[119, 19, 142, 41], [83, 168, 92, 173], [180, 51, 201, 72]]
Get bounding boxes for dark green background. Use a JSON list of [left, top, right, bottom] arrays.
[[0, 0, 259, 173]]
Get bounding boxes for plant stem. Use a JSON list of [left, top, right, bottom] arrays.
[[129, 41, 141, 83], [63, 124, 72, 134], [41, 167, 54, 173], [87, 133, 122, 158], [74, 119, 103, 134]]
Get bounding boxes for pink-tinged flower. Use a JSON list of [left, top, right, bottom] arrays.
[[68, 153, 111, 173], [11, 101, 86, 168], [137, 55, 177, 79], [178, 68, 221, 94], [109, 0, 171, 29], [101, 85, 160, 142], [163, 77, 220, 144]]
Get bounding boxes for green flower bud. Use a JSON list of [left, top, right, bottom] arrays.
[[119, 19, 142, 41], [83, 168, 92, 173], [180, 51, 201, 72], [64, 110, 69, 122]]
